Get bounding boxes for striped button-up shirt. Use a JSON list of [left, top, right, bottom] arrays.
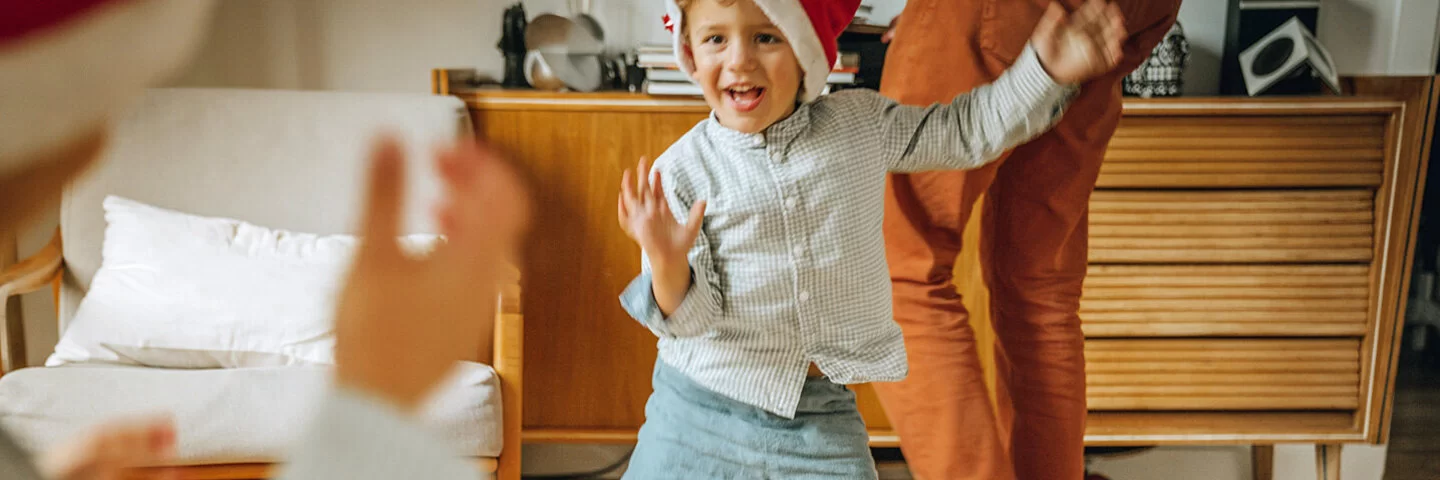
[[621, 46, 1076, 418]]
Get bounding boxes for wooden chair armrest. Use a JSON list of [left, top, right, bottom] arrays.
[[0, 229, 62, 299], [1, 228, 62, 375], [493, 261, 522, 480]]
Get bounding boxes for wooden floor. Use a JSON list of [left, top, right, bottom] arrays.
[[1383, 338, 1440, 480]]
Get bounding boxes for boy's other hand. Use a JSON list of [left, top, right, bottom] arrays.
[[1031, 0, 1127, 84], [618, 157, 705, 269]]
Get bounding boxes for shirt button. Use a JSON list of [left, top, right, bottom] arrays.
[[792, 245, 804, 257], [785, 197, 798, 209], [799, 291, 811, 302], [771, 152, 784, 163]]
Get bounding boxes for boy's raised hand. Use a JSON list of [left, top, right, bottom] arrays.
[[618, 157, 705, 268], [1031, 0, 1127, 84]]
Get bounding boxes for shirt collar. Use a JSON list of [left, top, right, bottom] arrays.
[[703, 102, 812, 149]]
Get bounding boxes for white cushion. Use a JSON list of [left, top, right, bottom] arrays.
[[0, 362, 503, 463], [47, 196, 440, 368]]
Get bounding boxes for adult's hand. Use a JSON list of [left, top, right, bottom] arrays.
[[333, 136, 531, 411], [881, 15, 900, 43], [38, 416, 177, 480]]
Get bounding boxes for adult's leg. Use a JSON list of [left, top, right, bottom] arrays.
[[982, 3, 1182, 478], [869, 0, 1013, 477], [980, 76, 1119, 480], [875, 1, 1181, 478]]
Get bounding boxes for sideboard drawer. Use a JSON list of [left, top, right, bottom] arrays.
[[1099, 114, 1387, 188], [1081, 264, 1370, 337], [1086, 339, 1362, 411], [1089, 190, 1374, 263]]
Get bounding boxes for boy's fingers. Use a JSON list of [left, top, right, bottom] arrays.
[[635, 157, 651, 200], [1080, 2, 1106, 41], [1034, 2, 1065, 44], [618, 194, 632, 233], [621, 168, 638, 212], [1093, 34, 1113, 69], [1111, 3, 1127, 38], [359, 135, 406, 260], [1108, 7, 1127, 60], [1100, 5, 1123, 42]]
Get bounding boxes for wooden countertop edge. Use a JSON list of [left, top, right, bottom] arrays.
[[520, 428, 1368, 446], [448, 89, 1406, 115]]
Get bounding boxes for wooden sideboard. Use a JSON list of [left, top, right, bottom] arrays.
[[434, 75, 1438, 463]]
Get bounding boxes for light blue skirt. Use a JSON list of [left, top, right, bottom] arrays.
[[623, 361, 878, 480]]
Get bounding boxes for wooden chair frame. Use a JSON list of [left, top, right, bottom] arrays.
[[0, 230, 523, 480]]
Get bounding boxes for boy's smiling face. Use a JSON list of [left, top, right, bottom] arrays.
[[684, 0, 802, 134]]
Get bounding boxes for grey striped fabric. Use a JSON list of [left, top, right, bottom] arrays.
[[621, 45, 1076, 418]]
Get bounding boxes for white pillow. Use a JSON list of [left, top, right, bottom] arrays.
[[47, 196, 441, 368]]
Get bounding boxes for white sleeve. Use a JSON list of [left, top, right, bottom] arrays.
[[274, 386, 482, 480]]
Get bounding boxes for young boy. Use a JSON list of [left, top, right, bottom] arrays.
[[616, 0, 1125, 477]]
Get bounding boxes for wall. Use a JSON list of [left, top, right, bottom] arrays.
[[163, 0, 674, 93], [10, 0, 1434, 477], [1319, 0, 1440, 76], [1175, 0, 1228, 95]]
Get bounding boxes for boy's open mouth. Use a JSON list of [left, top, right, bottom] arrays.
[[725, 85, 766, 113]]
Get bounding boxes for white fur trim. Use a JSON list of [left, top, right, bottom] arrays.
[[0, 0, 216, 173], [750, 0, 829, 103], [664, 0, 696, 76]]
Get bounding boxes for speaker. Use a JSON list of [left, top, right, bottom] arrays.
[[1238, 17, 1339, 95], [1220, 0, 1321, 95]]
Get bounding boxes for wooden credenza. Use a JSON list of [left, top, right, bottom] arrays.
[[435, 76, 1437, 459]]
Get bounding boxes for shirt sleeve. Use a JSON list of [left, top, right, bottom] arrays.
[[274, 386, 482, 480], [618, 161, 722, 339], [871, 44, 1078, 173]]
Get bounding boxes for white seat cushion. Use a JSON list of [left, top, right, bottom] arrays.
[[0, 362, 502, 463]]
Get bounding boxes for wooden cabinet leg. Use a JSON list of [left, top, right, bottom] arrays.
[[1252, 445, 1273, 480], [1315, 444, 1342, 480]]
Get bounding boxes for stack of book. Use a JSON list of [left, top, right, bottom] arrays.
[[636, 44, 861, 97], [852, 4, 875, 26]]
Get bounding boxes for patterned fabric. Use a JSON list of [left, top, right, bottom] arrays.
[[620, 45, 1076, 418], [1123, 21, 1188, 97], [623, 360, 877, 480]]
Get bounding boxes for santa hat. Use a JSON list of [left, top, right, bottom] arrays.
[[663, 0, 860, 103], [0, 0, 214, 174]]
